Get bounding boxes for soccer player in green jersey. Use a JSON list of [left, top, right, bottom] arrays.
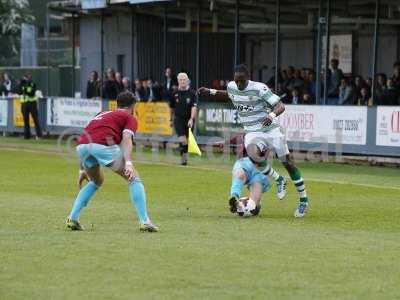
[[199, 64, 309, 218]]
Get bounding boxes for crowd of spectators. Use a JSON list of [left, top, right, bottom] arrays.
[[209, 60, 400, 106], [86, 67, 179, 102], [7, 60, 397, 106], [263, 59, 400, 106]]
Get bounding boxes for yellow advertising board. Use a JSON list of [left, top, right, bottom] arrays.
[[135, 102, 172, 135], [108, 100, 117, 111], [13, 97, 34, 127], [108, 100, 172, 135]]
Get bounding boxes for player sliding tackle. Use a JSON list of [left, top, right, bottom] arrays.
[[199, 64, 309, 218], [230, 144, 276, 217], [66, 91, 158, 232]]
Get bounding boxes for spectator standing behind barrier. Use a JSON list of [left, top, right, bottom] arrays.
[[292, 69, 305, 91], [0, 73, 6, 96], [133, 79, 144, 100], [358, 87, 370, 106], [391, 61, 400, 98], [290, 88, 301, 104], [2, 73, 13, 96], [283, 66, 295, 93], [278, 70, 288, 95], [307, 71, 317, 100], [115, 72, 124, 93], [141, 79, 150, 102], [382, 79, 398, 105], [140, 78, 162, 101], [373, 73, 387, 105], [122, 77, 131, 92], [102, 68, 119, 99], [327, 59, 344, 104], [354, 76, 365, 100], [169, 72, 198, 166], [145, 78, 162, 101], [18, 73, 42, 139], [152, 80, 163, 101], [338, 78, 356, 105], [86, 71, 101, 99], [163, 67, 178, 101]]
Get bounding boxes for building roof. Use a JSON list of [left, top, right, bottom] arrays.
[[50, 0, 400, 32]]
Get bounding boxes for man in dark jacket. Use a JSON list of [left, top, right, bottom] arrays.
[[163, 67, 178, 101], [102, 68, 119, 99], [86, 71, 101, 99], [327, 59, 344, 103]]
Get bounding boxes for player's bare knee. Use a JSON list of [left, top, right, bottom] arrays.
[[280, 154, 295, 169], [287, 158, 296, 170], [281, 161, 292, 171]]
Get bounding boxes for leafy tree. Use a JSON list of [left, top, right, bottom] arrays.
[[0, 0, 35, 66]]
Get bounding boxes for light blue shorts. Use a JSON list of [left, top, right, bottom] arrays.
[[76, 143, 122, 169], [232, 157, 271, 193]]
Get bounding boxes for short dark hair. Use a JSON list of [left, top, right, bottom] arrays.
[[116, 91, 136, 108], [234, 64, 250, 76], [292, 87, 300, 93]]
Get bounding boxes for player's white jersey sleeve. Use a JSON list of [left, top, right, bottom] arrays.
[[227, 81, 236, 100], [258, 83, 280, 107]]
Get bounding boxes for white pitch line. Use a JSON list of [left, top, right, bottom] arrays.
[[1, 146, 399, 191], [133, 159, 400, 191]]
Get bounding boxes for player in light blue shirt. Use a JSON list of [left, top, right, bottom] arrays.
[[229, 143, 285, 216]]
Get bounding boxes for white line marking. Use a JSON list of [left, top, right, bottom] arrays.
[[1, 146, 399, 191], [133, 159, 400, 191]]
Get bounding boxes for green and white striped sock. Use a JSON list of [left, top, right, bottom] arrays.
[[289, 168, 308, 201]]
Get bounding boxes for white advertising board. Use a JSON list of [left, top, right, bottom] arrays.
[[47, 98, 102, 128], [376, 106, 400, 147], [278, 105, 367, 145], [0, 100, 7, 127]]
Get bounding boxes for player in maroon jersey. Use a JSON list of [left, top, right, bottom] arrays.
[[66, 91, 158, 232]]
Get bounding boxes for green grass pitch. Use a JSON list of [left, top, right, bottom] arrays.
[[0, 137, 399, 299]]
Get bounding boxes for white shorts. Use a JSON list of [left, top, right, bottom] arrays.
[[244, 127, 289, 158]]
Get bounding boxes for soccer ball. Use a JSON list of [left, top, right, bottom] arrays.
[[237, 197, 258, 217]]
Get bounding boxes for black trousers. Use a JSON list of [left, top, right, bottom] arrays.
[[21, 101, 42, 139]]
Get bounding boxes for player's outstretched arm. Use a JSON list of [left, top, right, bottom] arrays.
[[198, 87, 230, 101]]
